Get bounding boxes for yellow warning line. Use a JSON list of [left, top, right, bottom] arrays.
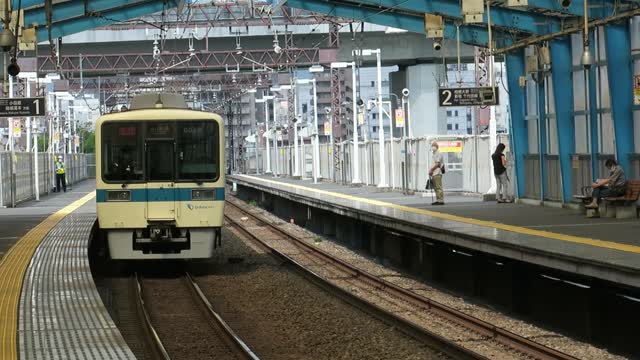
[[239, 175, 640, 255], [0, 191, 96, 360]]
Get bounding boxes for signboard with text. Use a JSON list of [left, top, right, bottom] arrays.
[[439, 87, 499, 107], [395, 109, 405, 128], [437, 141, 463, 153], [0, 97, 45, 117], [323, 121, 331, 136]]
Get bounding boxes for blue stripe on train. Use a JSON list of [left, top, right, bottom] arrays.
[[96, 187, 225, 202]]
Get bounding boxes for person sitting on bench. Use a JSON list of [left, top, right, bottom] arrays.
[[585, 159, 627, 209]]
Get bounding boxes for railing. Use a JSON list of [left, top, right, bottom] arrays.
[[544, 155, 562, 201], [0, 152, 94, 208], [571, 154, 592, 198], [523, 155, 541, 200], [255, 135, 510, 195]]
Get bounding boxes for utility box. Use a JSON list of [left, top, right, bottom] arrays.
[[507, 0, 528, 7], [526, 55, 539, 74], [424, 14, 444, 38], [462, 0, 484, 23]]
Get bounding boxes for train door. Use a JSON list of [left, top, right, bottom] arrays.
[[146, 140, 176, 220]]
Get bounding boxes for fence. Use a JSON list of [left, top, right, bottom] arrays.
[[251, 135, 515, 197], [0, 152, 94, 207]]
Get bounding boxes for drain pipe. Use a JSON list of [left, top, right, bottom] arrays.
[[580, 0, 595, 179]]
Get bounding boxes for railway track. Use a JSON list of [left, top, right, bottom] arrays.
[[225, 198, 579, 360], [133, 272, 260, 360]]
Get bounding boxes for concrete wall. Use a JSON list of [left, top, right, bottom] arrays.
[[406, 64, 447, 137]]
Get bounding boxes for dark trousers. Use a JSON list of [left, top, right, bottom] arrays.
[[592, 186, 611, 203], [56, 173, 66, 193]]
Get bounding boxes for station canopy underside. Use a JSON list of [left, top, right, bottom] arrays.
[[5, 0, 638, 53]]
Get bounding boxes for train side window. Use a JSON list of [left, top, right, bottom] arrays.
[[101, 123, 143, 182], [176, 121, 219, 181]]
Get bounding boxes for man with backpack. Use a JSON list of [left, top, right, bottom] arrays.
[[428, 141, 445, 205]]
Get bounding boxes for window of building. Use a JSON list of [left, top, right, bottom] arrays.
[[371, 81, 375, 87], [455, 124, 459, 130], [454, 110, 458, 116], [446, 111, 452, 116], [447, 124, 452, 130]]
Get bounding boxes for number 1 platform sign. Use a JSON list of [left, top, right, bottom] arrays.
[[439, 87, 499, 107], [0, 97, 46, 117]]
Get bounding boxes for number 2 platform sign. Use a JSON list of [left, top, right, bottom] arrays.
[[439, 87, 499, 107], [0, 97, 46, 117]]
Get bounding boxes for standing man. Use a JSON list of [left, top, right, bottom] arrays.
[[428, 141, 444, 205], [55, 155, 67, 193]]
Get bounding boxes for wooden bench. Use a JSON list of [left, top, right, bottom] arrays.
[[603, 180, 640, 219]]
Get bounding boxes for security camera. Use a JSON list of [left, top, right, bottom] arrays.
[[273, 44, 282, 54], [560, 0, 571, 7], [356, 98, 364, 108], [433, 40, 442, 51], [402, 88, 410, 97], [324, 107, 331, 114], [0, 29, 15, 52]]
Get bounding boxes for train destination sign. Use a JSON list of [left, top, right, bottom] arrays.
[[438, 87, 499, 107], [0, 97, 45, 117]]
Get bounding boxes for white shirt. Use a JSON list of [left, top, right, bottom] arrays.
[[432, 150, 443, 176]]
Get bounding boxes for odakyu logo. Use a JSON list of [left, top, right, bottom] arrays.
[[186, 203, 214, 210]]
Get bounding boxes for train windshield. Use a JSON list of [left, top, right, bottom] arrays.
[[102, 120, 219, 183], [176, 121, 219, 181], [102, 123, 144, 182]]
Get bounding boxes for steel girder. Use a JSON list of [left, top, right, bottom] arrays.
[[284, 0, 494, 47], [106, 3, 345, 30], [38, 48, 320, 75], [352, 0, 561, 35]]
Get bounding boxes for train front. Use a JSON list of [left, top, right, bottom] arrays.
[[96, 108, 225, 260]]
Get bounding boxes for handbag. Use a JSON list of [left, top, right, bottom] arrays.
[[425, 178, 433, 190], [441, 164, 446, 174]]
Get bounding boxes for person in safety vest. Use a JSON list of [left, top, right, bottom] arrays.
[[55, 155, 67, 193]]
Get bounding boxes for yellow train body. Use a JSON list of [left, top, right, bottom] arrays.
[[96, 104, 225, 259]]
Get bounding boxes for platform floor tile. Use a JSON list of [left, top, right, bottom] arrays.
[[18, 212, 135, 360]]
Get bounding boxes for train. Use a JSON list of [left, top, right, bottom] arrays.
[[95, 93, 225, 259]]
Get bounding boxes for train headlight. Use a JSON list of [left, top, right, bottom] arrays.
[[192, 189, 215, 201], [106, 190, 131, 202]]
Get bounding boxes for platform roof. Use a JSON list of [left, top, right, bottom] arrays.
[[7, 0, 640, 51]]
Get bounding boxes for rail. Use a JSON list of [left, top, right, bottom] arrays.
[[225, 199, 580, 360], [133, 273, 172, 360], [225, 200, 487, 360]]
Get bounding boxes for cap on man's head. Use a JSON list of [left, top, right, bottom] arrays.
[[58, 156, 63, 160]]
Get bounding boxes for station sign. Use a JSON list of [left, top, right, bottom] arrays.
[[437, 141, 463, 153], [634, 75, 640, 106], [395, 109, 405, 128], [438, 87, 499, 107], [0, 97, 45, 117]]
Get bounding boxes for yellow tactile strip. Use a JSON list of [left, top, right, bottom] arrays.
[[0, 191, 95, 360], [238, 175, 640, 255]]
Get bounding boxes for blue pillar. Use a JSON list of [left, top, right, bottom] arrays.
[[550, 38, 576, 203], [605, 23, 635, 173], [538, 77, 547, 201], [506, 50, 528, 198]]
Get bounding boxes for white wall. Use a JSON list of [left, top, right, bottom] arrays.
[[407, 64, 447, 137]]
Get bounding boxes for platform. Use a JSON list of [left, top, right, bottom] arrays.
[[0, 182, 136, 360], [229, 174, 640, 289]]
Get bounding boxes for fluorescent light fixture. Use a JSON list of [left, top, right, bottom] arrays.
[[270, 86, 282, 91], [45, 73, 61, 80], [247, 88, 257, 93], [255, 98, 266, 103], [352, 49, 376, 56], [309, 64, 324, 73], [18, 71, 37, 80], [330, 62, 351, 69], [385, 27, 408, 34], [263, 95, 275, 100], [280, 85, 293, 90], [296, 79, 314, 85]]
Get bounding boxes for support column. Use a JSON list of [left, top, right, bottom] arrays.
[[506, 50, 528, 198], [550, 38, 576, 203], [588, 31, 600, 178], [538, 77, 548, 201], [605, 23, 635, 172]]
